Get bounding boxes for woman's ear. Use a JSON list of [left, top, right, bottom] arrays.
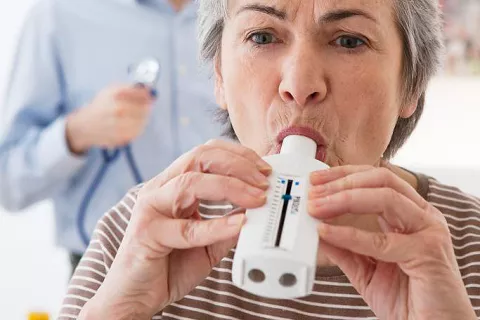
[[399, 102, 417, 118], [399, 93, 423, 119], [214, 55, 227, 110]]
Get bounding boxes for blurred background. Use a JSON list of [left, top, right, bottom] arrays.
[[0, 1, 479, 319]]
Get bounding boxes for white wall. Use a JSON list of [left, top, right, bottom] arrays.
[[394, 77, 480, 169], [0, 1, 479, 320], [392, 77, 480, 197]]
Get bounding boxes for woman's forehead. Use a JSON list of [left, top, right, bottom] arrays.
[[227, 0, 395, 23]]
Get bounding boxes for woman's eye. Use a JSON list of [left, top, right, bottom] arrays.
[[335, 36, 365, 49], [249, 32, 276, 45]]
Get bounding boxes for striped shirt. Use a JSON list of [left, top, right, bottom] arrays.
[[59, 173, 480, 319]]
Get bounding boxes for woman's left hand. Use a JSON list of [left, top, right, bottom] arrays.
[[308, 165, 475, 320]]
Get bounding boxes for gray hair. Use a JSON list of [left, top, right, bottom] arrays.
[[197, 0, 444, 159]]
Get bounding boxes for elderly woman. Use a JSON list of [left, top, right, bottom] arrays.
[[59, 0, 480, 319]]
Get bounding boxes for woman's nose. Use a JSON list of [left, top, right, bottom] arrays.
[[279, 50, 327, 107]]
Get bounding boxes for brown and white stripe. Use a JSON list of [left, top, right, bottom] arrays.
[[58, 173, 480, 319]]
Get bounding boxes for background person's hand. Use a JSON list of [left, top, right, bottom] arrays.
[[308, 166, 476, 320], [66, 84, 154, 154], [81, 140, 272, 319]]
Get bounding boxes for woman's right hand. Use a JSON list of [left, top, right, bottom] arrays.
[[81, 140, 272, 319]]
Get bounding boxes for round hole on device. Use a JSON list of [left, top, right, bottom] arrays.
[[279, 273, 297, 287], [248, 269, 266, 283]]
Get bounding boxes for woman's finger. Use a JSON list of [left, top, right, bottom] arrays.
[[310, 167, 427, 209], [318, 223, 419, 263], [204, 139, 272, 173], [191, 147, 271, 189], [309, 188, 431, 233], [310, 165, 374, 185], [207, 235, 240, 267], [148, 214, 245, 250], [143, 172, 267, 219], [320, 241, 375, 296], [147, 141, 271, 190]]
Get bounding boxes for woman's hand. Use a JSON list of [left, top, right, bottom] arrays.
[[309, 166, 475, 320], [84, 140, 271, 319]]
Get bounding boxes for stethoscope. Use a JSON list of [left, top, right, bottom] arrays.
[[77, 58, 161, 247]]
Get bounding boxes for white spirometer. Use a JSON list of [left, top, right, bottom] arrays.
[[232, 135, 329, 299]]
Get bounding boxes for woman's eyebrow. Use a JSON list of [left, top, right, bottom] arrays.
[[318, 9, 379, 25], [235, 4, 378, 26], [236, 4, 287, 20]]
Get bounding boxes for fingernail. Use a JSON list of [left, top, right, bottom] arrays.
[[307, 201, 317, 214], [309, 197, 328, 209], [311, 171, 332, 185], [248, 185, 267, 197], [311, 184, 327, 196], [253, 171, 270, 188], [228, 214, 245, 226], [257, 161, 272, 175], [311, 170, 327, 179], [318, 223, 330, 237]]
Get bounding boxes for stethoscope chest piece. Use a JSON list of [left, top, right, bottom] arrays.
[[129, 58, 161, 88]]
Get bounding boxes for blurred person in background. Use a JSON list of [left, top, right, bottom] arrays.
[[0, 0, 220, 274]]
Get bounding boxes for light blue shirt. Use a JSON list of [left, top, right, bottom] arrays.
[[0, 0, 222, 254]]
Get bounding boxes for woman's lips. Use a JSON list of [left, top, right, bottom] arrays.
[[275, 126, 327, 162]]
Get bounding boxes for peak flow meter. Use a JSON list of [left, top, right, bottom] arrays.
[[232, 135, 329, 299]]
